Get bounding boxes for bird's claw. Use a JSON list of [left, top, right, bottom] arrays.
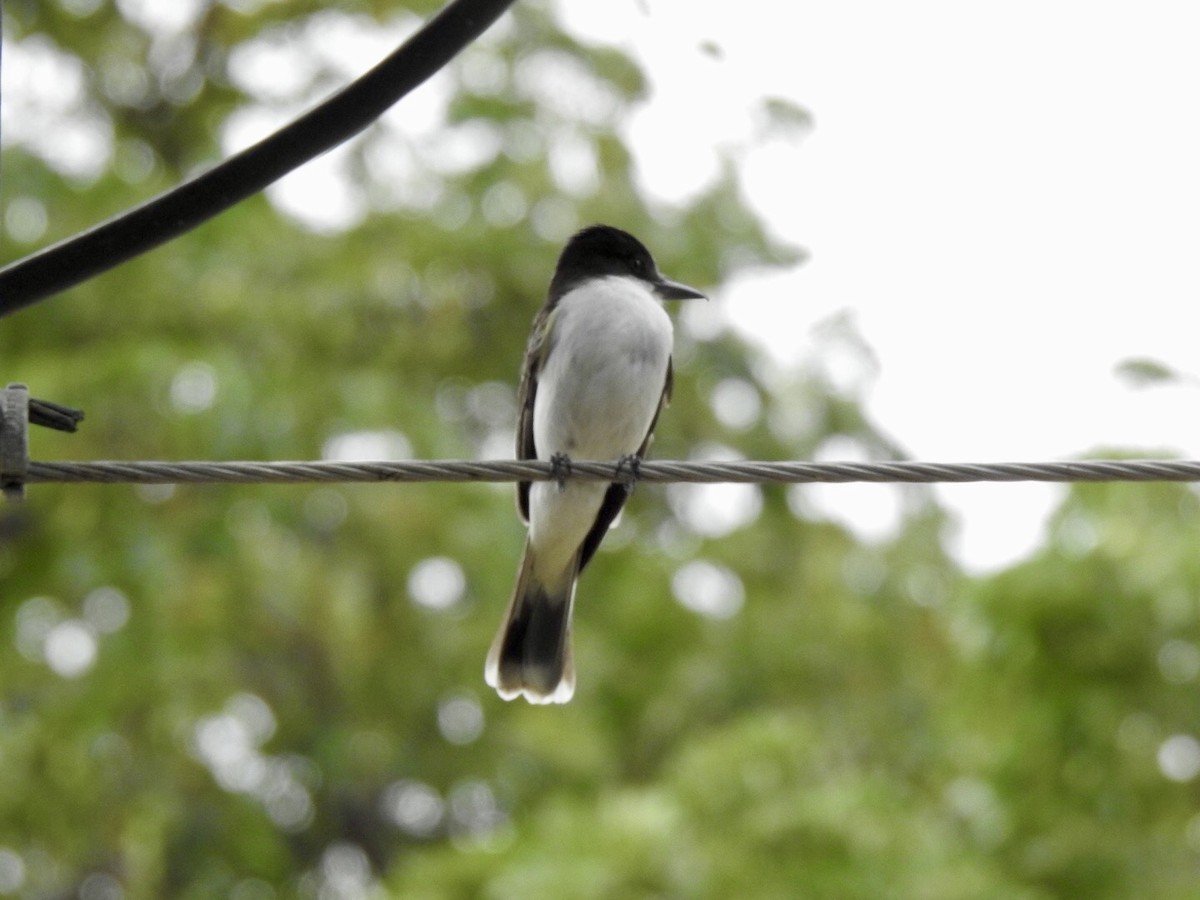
[[615, 454, 642, 488], [550, 452, 572, 492]]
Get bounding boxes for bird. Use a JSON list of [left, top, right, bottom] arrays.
[[485, 224, 706, 704]]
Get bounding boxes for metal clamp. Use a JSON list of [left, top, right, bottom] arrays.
[[2, 383, 30, 502]]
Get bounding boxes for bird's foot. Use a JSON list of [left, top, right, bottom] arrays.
[[615, 454, 643, 488], [550, 452, 573, 492]]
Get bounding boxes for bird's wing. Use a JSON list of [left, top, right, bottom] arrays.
[[576, 356, 673, 573], [636, 355, 672, 457], [515, 305, 558, 523]]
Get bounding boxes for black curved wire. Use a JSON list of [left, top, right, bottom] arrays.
[[0, 0, 517, 318]]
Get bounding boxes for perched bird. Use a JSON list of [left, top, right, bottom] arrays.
[[485, 224, 705, 704]]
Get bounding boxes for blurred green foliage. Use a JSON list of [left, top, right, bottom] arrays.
[[2, 2, 1199, 898]]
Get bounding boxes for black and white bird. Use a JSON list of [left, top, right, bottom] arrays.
[[485, 224, 706, 704]]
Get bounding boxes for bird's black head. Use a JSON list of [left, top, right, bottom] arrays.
[[549, 224, 706, 303]]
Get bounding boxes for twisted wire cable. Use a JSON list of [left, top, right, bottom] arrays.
[[23, 458, 1200, 485]]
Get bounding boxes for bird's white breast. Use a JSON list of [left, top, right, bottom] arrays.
[[533, 276, 673, 461]]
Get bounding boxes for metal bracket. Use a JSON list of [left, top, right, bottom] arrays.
[[2, 383, 30, 502]]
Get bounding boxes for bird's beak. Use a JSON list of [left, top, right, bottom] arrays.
[[654, 277, 707, 301]]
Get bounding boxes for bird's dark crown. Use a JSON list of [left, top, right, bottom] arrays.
[[549, 224, 660, 297]]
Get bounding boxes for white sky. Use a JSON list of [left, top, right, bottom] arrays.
[[561, 1, 1200, 571]]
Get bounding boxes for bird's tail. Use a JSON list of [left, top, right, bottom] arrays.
[[485, 540, 579, 704]]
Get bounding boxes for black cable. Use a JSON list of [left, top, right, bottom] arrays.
[[0, 0, 517, 318], [29, 397, 84, 432]]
